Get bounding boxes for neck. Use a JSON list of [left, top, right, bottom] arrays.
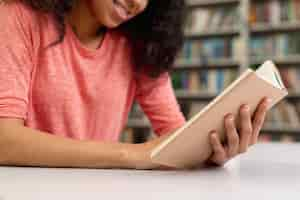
[[67, 1, 103, 42]]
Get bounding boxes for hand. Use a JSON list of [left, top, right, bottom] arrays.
[[207, 97, 272, 166]]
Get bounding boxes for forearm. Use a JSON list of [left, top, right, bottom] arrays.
[[0, 125, 134, 169]]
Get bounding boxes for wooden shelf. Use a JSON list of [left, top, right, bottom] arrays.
[[174, 58, 239, 70], [251, 23, 300, 35], [187, 0, 239, 8], [184, 29, 239, 40], [262, 125, 300, 134], [251, 55, 300, 67], [261, 125, 300, 141], [287, 93, 300, 101]]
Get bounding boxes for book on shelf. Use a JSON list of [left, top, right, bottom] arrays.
[[176, 38, 243, 69], [267, 101, 300, 128], [258, 133, 297, 143], [185, 5, 238, 34], [250, 33, 300, 59], [178, 39, 234, 62], [278, 67, 300, 92], [250, 0, 300, 26], [172, 70, 237, 94]]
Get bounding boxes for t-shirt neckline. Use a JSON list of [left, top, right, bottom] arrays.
[[65, 23, 110, 58]]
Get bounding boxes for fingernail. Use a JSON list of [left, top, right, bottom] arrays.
[[210, 130, 217, 135], [226, 113, 233, 120], [266, 98, 272, 104], [264, 98, 272, 107], [243, 104, 250, 111]]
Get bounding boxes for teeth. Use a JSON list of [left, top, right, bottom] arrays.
[[114, 0, 130, 15]]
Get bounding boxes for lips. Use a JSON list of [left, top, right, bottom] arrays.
[[113, 0, 130, 21]]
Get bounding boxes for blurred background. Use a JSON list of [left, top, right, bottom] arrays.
[[122, 0, 300, 144]]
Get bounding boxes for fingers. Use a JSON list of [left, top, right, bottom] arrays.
[[251, 98, 272, 145], [224, 114, 239, 158], [239, 104, 253, 153], [210, 131, 228, 165], [208, 98, 271, 167]]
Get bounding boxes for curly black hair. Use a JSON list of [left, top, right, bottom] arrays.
[[20, 0, 187, 78]]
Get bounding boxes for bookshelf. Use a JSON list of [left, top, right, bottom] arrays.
[[124, 0, 300, 143], [184, 29, 240, 39], [251, 23, 300, 35], [186, 0, 239, 8], [251, 55, 300, 67], [174, 58, 239, 70]]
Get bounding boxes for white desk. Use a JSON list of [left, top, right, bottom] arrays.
[[0, 143, 300, 200]]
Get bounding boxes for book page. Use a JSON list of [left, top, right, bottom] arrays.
[[256, 60, 285, 89]]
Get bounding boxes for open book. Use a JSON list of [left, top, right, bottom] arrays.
[[151, 61, 288, 169]]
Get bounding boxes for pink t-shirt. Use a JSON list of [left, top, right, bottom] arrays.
[[0, 2, 186, 142]]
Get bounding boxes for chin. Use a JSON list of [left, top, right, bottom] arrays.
[[105, 22, 122, 28], [102, 18, 123, 29], [102, 22, 121, 29]]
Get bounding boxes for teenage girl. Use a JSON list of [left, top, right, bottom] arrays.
[[0, 0, 271, 170]]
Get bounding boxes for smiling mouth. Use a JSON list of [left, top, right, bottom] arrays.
[[113, 0, 131, 15]]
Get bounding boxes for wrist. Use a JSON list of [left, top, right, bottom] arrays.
[[119, 143, 143, 169], [116, 143, 135, 169], [91, 142, 139, 169], [122, 142, 160, 170]]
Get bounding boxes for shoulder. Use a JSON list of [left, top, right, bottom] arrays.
[[108, 29, 134, 51], [0, 1, 57, 51], [0, 1, 37, 22], [0, 1, 47, 34]]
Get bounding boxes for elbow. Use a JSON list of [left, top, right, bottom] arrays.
[[0, 118, 25, 165], [0, 128, 14, 165]]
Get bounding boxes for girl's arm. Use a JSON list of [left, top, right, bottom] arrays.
[[0, 118, 170, 169], [0, 96, 269, 170]]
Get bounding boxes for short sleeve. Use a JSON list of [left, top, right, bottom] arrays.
[[0, 3, 35, 119], [135, 70, 186, 136]]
